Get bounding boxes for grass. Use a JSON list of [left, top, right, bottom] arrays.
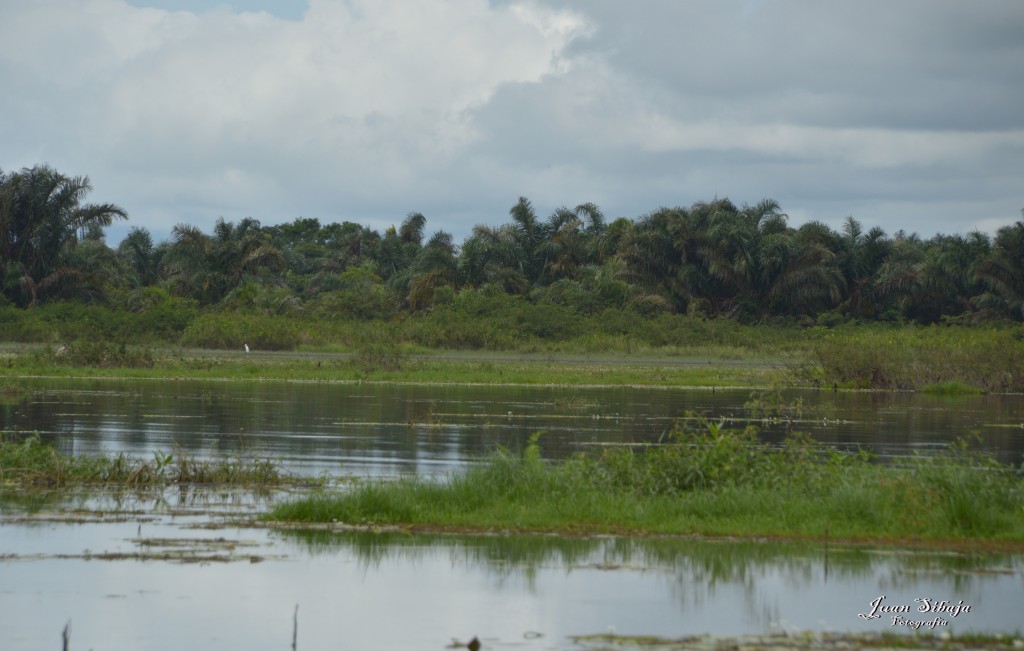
[[3, 320, 1022, 392], [267, 424, 1024, 546], [921, 381, 986, 396], [0, 345, 794, 387], [0, 433, 300, 489], [807, 324, 1024, 392]]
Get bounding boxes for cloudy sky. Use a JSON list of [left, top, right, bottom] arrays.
[[2, 0, 1022, 246]]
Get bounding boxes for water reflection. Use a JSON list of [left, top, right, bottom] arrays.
[[278, 529, 1023, 636], [2, 488, 1022, 650], [3, 379, 1023, 479]]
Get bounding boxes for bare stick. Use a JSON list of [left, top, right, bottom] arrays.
[[292, 604, 299, 651], [62, 620, 71, 651]]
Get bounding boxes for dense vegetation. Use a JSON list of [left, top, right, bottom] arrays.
[[269, 424, 1024, 545], [3, 163, 1022, 330]]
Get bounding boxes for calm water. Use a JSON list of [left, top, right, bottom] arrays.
[[2, 378, 1023, 475], [1, 490, 1021, 650], [1, 378, 1023, 649]]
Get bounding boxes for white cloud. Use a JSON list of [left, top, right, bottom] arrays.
[[622, 118, 1024, 170], [1, 0, 1022, 244], [0, 0, 590, 236]]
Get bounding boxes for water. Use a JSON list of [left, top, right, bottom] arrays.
[[1, 490, 1021, 650], [2, 378, 1023, 476], [1, 378, 1023, 649]]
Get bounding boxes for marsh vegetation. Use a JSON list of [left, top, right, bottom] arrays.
[[268, 422, 1024, 546], [0, 433, 296, 488]]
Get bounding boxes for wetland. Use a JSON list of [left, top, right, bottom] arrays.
[[2, 371, 1023, 649]]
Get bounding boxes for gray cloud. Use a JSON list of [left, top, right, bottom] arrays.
[[1, 0, 1020, 246]]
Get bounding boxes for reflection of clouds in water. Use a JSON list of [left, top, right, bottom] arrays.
[[2, 505, 1021, 650], [277, 531, 1022, 636]]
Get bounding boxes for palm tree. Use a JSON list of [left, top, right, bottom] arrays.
[[162, 218, 284, 304], [694, 199, 776, 317], [760, 225, 844, 316], [878, 233, 988, 322], [406, 230, 459, 310], [508, 197, 544, 282], [617, 208, 687, 309], [1, 165, 127, 305], [833, 217, 890, 317], [574, 202, 606, 236], [399, 212, 427, 246], [117, 226, 161, 287], [975, 216, 1024, 318], [457, 224, 530, 293], [537, 207, 585, 283]]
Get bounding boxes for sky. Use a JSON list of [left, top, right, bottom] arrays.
[[2, 0, 1022, 247]]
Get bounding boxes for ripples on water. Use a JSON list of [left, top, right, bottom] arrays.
[[1, 380, 1022, 649], [3, 378, 1023, 476]]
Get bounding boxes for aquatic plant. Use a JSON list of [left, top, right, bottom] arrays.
[[268, 421, 1024, 545], [0, 433, 295, 488]]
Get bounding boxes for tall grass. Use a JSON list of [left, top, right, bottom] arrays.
[[35, 341, 155, 368], [180, 313, 303, 351], [810, 324, 1024, 392], [269, 423, 1024, 543]]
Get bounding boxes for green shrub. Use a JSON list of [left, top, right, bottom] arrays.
[[40, 341, 154, 368], [813, 325, 1024, 391], [180, 313, 302, 350]]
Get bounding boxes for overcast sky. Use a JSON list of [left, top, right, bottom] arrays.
[[2, 0, 1022, 246]]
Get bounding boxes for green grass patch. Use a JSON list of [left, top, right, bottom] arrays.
[[267, 425, 1024, 545], [809, 324, 1024, 392], [0, 433, 300, 489], [2, 320, 1022, 393], [921, 381, 986, 396], [0, 346, 793, 387]]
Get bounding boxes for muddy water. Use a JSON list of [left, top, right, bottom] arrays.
[[1, 490, 1021, 650], [1, 379, 1023, 649], [2, 378, 1023, 476]]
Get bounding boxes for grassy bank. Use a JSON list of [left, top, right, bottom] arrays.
[[0, 344, 796, 387], [808, 325, 1024, 392], [267, 424, 1024, 547], [0, 433, 298, 489], [1, 311, 1021, 391]]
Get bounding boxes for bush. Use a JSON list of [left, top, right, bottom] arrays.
[[179, 313, 302, 350], [40, 341, 154, 368], [812, 324, 1024, 391], [0, 299, 197, 344]]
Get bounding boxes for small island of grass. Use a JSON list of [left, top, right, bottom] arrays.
[[266, 424, 1024, 549]]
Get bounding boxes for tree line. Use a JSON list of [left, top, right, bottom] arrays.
[[2, 164, 1023, 324]]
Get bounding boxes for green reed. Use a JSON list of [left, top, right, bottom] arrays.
[[268, 423, 1024, 544], [0, 433, 293, 488]]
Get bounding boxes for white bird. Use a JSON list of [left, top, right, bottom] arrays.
[[244, 344, 250, 353]]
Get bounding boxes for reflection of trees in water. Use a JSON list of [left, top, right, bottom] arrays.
[[279, 531, 1018, 616], [9, 379, 1024, 473], [0, 485, 276, 516], [874, 548, 1021, 594], [283, 530, 601, 590]]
